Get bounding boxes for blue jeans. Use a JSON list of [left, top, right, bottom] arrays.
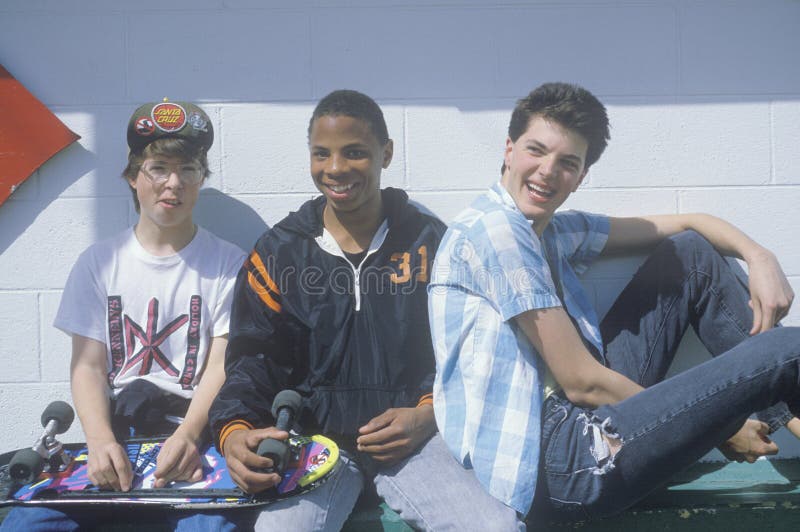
[[535, 231, 800, 520], [252, 434, 523, 531], [0, 506, 245, 531]]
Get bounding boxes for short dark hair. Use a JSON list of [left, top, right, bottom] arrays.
[[122, 137, 210, 213], [308, 89, 389, 145], [502, 82, 610, 174]]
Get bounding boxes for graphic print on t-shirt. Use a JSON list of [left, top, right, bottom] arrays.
[[106, 296, 202, 389], [179, 295, 202, 390]]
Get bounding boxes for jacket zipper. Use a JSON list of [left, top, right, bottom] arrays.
[[315, 222, 389, 312]]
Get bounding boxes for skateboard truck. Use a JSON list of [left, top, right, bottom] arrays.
[[9, 401, 75, 484], [257, 390, 302, 474]]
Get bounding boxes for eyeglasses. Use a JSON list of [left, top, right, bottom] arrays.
[[139, 162, 204, 185]]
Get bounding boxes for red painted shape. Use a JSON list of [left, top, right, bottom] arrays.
[[0, 64, 80, 207]]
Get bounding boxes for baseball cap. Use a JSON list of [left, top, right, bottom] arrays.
[[127, 99, 213, 153]]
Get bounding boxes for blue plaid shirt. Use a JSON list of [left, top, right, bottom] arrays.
[[428, 182, 609, 514]]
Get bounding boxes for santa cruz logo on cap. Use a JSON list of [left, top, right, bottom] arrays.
[[151, 102, 187, 133]]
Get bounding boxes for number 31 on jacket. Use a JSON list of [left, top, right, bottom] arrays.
[[390, 245, 428, 284]]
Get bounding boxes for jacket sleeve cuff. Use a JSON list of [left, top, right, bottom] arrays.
[[416, 393, 433, 407], [218, 420, 254, 455]]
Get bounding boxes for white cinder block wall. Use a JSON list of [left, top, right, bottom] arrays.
[[1, 0, 798, 458]]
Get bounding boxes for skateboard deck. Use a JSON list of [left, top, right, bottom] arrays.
[[0, 434, 338, 509]]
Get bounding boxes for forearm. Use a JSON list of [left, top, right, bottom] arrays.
[[786, 418, 800, 440], [209, 352, 280, 446], [678, 213, 769, 262], [178, 336, 228, 442], [607, 213, 770, 261], [70, 363, 115, 442], [516, 307, 643, 408], [178, 362, 225, 442], [566, 366, 643, 408]]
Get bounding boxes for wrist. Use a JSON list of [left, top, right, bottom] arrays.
[[414, 404, 437, 434], [219, 420, 253, 455], [742, 244, 773, 264], [416, 393, 433, 408], [86, 434, 119, 450], [172, 423, 202, 443], [84, 426, 118, 445], [786, 418, 800, 440]]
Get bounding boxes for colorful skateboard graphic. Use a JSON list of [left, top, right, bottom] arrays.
[[0, 397, 338, 509], [1, 436, 337, 508]]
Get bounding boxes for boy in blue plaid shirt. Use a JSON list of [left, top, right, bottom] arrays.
[[429, 82, 800, 524]]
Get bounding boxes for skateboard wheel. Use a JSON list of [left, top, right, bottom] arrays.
[[9, 448, 43, 484], [41, 400, 75, 434], [271, 390, 302, 420], [257, 438, 289, 474]]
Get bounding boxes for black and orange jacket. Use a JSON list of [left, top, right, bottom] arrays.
[[209, 188, 446, 452]]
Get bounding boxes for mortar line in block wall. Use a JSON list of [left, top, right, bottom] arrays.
[[769, 101, 776, 186], [37, 291, 44, 383], [674, 1, 682, 96]]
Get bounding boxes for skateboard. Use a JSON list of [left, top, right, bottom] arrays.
[[0, 392, 338, 509]]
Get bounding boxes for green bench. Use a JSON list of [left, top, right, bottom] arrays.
[[342, 501, 413, 532], [540, 458, 800, 530]]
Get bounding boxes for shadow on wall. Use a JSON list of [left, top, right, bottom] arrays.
[[193, 188, 269, 252], [0, 142, 95, 256], [409, 199, 440, 222]]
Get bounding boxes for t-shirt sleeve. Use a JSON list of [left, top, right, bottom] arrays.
[[460, 211, 561, 322], [210, 248, 247, 338], [555, 211, 610, 275], [53, 247, 107, 343]]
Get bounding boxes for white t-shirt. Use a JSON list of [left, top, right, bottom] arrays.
[[55, 226, 245, 399]]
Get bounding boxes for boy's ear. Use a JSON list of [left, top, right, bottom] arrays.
[[382, 139, 394, 169], [573, 169, 588, 192], [503, 137, 514, 171]]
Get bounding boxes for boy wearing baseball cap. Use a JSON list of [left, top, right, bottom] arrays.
[[1, 100, 245, 531]]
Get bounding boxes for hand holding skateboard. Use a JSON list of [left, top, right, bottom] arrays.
[[152, 430, 204, 488], [2, 394, 338, 509], [223, 389, 303, 494], [85, 437, 133, 492], [257, 389, 303, 472], [222, 427, 288, 494]]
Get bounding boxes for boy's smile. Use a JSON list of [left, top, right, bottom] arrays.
[[501, 116, 588, 235], [309, 114, 392, 216]]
